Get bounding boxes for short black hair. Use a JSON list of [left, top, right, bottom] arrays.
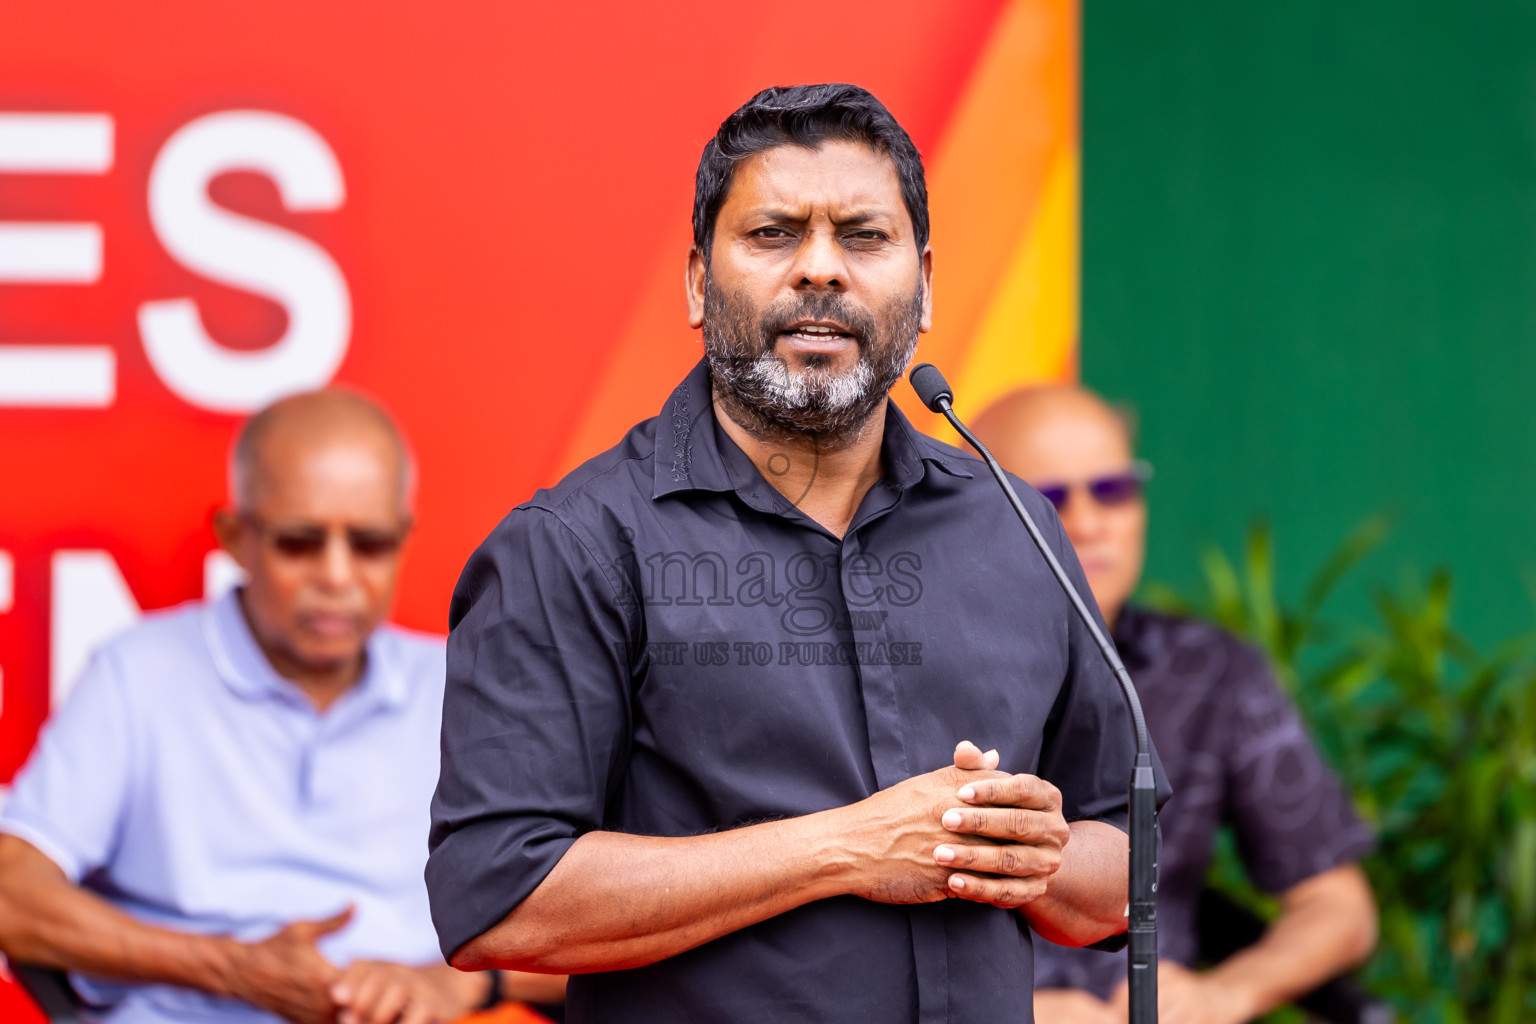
[[693, 83, 929, 260]]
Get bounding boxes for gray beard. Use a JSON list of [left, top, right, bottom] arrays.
[[734, 350, 876, 416], [702, 276, 923, 448]]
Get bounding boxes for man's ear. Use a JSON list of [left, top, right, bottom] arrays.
[[212, 507, 251, 570], [919, 245, 934, 334], [686, 245, 707, 330]]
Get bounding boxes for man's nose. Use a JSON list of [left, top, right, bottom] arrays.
[[317, 534, 356, 590], [1060, 492, 1108, 545], [790, 229, 849, 291]]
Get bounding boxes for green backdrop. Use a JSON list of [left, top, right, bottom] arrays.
[[1082, 1, 1536, 646]]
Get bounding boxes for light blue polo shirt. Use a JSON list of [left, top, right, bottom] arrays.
[[2, 591, 447, 1024]]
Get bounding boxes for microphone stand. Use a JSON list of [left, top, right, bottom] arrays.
[[908, 364, 1158, 1024]]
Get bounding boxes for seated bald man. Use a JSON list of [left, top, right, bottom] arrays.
[[0, 391, 564, 1024], [973, 388, 1378, 1024]]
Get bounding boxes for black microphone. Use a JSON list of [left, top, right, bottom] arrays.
[[909, 362, 1160, 1024]]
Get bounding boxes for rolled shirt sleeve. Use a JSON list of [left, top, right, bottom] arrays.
[[427, 506, 638, 960], [1, 648, 134, 882]]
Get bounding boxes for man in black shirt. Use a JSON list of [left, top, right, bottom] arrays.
[[973, 386, 1378, 1024], [427, 84, 1157, 1023]]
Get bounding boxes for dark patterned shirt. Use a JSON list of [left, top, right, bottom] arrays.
[[1032, 606, 1375, 998]]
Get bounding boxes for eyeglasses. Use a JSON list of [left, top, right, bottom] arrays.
[[1033, 460, 1153, 513], [241, 513, 411, 561]]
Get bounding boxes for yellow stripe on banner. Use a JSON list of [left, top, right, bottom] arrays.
[[950, 146, 1078, 427], [552, 0, 1077, 478], [892, 0, 1078, 435]]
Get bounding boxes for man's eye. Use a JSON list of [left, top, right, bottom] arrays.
[[348, 532, 406, 559], [845, 231, 889, 244], [272, 533, 326, 557], [752, 227, 793, 239]]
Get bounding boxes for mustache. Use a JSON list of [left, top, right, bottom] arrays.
[[701, 274, 925, 445], [756, 293, 877, 348]]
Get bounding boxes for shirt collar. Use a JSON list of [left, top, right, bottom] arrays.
[[880, 394, 974, 487], [652, 359, 973, 503], [202, 589, 408, 712], [651, 359, 737, 499]]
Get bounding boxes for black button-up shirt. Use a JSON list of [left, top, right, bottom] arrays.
[[428, 360, 1151, 1023]]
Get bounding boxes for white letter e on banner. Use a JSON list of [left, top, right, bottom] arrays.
[[139, 111, 350, 413]]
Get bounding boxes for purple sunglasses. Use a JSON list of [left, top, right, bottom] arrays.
[[1033, 460, 1154, 512]]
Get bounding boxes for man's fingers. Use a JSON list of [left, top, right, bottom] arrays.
[[342, 967, 387, 1024], [933, 841, 1060, 878], [941, 805, 1067, 844], [298, 904, 355, 941], [333, 959, 377, 1007], [955, 773, 1059, 811], [332, 961, 363, 1006], [944, 871, 1049, 908], [399, 1000, 437, 1024], [951, 740, 1000, 772], [365, 981, 412, 1024]]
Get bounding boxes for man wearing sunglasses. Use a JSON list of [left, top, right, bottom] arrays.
[[0, 391, 565, 1024], [972, 387, 1378, 1024]]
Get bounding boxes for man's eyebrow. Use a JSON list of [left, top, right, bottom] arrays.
[[743, 207, 808, 222], [831, 210, 893, 226], [740, 207, 898, 226]]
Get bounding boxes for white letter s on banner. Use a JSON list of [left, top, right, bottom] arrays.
[[139, 111, 350, 413]]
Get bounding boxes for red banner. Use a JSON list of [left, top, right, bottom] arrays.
[[0, 2, 1075, 1012]]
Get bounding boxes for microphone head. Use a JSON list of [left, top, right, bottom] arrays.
[[908, 363, 954, 412]]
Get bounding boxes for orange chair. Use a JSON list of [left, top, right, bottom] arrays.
[[460, 1001, 558, 1024]]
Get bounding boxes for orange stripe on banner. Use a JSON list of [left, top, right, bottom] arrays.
[[894, 0, 1078, 432], [945, 145, 1078, 434], [553, 0, 1075, 479], [551, 219, 700, 481]]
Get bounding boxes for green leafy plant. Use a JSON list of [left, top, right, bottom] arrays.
[[1145, 520, 1536, 1023]]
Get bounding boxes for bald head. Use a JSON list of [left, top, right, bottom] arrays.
[[973, 385, 1146, 626], [230, 389, 414, 514], [218, 389, 415, 693], [972, 386, 1135, 479]]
